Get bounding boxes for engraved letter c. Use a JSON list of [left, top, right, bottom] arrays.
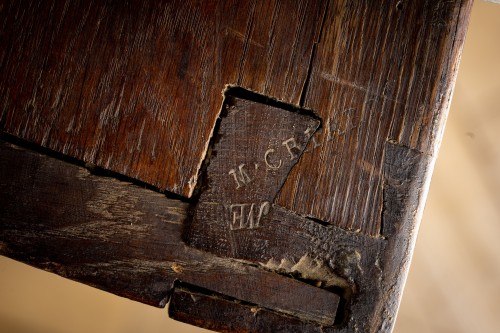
[[264, 149, 282, 170]]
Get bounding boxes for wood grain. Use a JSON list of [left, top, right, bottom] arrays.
[[0, 139, 339, 326], [0, 0, 474, 332], [276, 0, 473, 236], [169, 288, 323, 333], [0, 0, 326, 197]]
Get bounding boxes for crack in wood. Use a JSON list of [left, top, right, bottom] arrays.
[[299, 0, 330, 108], [0, 0, 474, 331], [0, 87, 433, 331]]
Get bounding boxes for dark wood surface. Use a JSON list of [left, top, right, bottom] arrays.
[[0, 0, 473, 332], [0, 0, 325, 197], [0, 139, 339, 326], [169, 288, 324, 333], [0, 0, 472, 235], [0, 101, 434, 332], [276, 0, 473, 236]]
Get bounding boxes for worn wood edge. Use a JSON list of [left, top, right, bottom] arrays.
[[373, 3, 474, 330], [169, 286, 324, 333], [371, 141, 433, 332], [0, 138, 340, 327], [425, 0, 474, 159], [185, 85, 229, 198]]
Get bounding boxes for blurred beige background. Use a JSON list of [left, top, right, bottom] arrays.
[[1, 2, 499, 332]]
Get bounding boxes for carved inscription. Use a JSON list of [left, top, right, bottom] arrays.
[[264, 149, 282, 170], [191, 96, 320, 241], [229, 202, 270, 230], [228, 133, 317, 190], [282, 138, 300, 160], [304, 128, 321, 151], [228, 164, 252, 189]]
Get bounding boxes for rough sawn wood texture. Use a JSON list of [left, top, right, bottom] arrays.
[[276, 0, 473, 236], [0, 139, 340, 326], [0, 0, 474, 332]]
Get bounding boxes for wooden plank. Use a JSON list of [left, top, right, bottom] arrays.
[[276, 0, 473, 236], [169, 288, 323, 333], [0, 0, 326, 197], [0, 138, 339, 326], [0, 1, 474, 332]]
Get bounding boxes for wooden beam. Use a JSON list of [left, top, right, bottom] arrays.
[[0, 0, 474, 332], [169, 287, 323, 333], [0, 138, 339, 326]]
